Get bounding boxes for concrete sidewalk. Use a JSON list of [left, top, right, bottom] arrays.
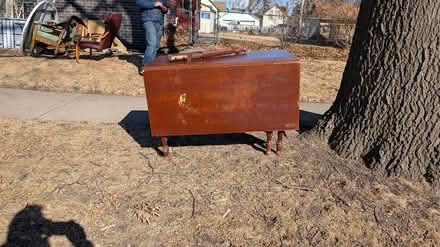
[[0, 88, 147, 121], [0, 88, 330, 126]]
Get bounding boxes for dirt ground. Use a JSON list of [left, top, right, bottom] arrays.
[[203, 32, 282, 47], [0, 39, 346, 103], [3, 38, 438, 246], [1, 118, 439, 246]]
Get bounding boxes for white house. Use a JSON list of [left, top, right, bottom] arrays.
[[219, 12, 260, 32], [200, 0, 218, 33], [262, 5, 287, 29]]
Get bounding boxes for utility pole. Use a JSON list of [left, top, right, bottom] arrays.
[[0, 0, 6, 17], [6, 0, 14, 17], [189, 0, 193, 43], [298, 0, 305, 33]]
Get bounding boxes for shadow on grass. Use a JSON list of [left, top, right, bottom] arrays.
[[299, 110, 322, 132], [1, 204, 93, 247], [29, 48, 114, 62], [118, 110, 268, 155], [119, 110, 323, 156], [117, 53, 143, 73]]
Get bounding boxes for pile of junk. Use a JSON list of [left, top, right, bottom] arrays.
[[21, 0, 124, 63]]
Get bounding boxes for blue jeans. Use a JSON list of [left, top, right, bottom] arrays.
[[143, 21, 163, 65]]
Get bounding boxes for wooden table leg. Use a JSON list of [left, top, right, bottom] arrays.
[[266, 131, 273, 155], [276, 131, 285, 154], [161, 137, 169, 157]]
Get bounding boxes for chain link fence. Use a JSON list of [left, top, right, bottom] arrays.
[[1, 0, 46, 19], [1, 0, 47, 49], [200, 11, 356, 49], [2, 0, 357, 51], [197, 10, 290, 46], [288, 16, 356, 48]]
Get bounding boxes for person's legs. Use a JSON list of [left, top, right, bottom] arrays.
[[155, 22, 163, 55], [143, 21, 160, 66]]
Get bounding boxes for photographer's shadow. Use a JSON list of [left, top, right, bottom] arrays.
[[1, 204, 93, 247], [119, 111, 268, 155]]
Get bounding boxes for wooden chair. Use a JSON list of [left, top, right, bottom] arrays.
[[30, 16, 86, 56], [75, 13, 122, 63]]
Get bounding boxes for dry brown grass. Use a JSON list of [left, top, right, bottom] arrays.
[[1, 118, 439, 246], [3, 36, 433, 246], [0, 40, 346, 103]]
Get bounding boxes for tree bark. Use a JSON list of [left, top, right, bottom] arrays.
[[315, 0, 440, 183]]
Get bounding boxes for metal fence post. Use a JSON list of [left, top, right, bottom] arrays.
[[189, 0, 193, 43], [299, 0, 305, 38]]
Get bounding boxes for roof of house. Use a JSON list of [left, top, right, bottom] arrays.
[[315, 0, 359, 20], [219, 12, 260, 23], [201, 0, 218, 11], [264, 4, 288, 16], [214, 1, 227, 10], [279, 6, 288, 15]]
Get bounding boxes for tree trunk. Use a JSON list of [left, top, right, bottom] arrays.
[[315, 0, 440, 183]]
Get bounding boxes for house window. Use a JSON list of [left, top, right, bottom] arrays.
[[201, 12, 211, 19]]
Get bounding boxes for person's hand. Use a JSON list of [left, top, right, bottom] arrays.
[[154, 1, 167, 13]]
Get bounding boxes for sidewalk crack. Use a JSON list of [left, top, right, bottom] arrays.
[[33, 95, 84, 120]]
